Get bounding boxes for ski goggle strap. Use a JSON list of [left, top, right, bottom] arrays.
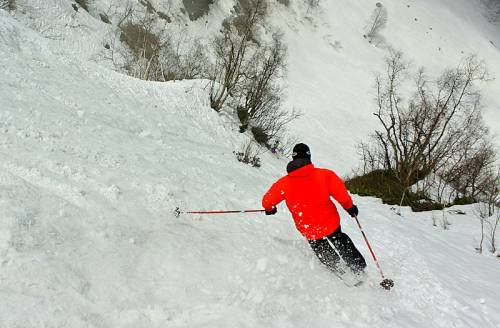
[[292, 150, 311, 157]]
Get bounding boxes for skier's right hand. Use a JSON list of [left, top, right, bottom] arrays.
[[346, 205, 359, 218], [265, 207, 277, 215]]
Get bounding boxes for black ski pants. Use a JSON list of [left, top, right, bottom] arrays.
[[308, 226, 366, 275]]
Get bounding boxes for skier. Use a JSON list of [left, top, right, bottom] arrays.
[[262, 143, 366, 276]]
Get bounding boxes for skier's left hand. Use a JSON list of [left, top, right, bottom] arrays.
[[346, 205, 359, 217], [265, 207, 277, 215]]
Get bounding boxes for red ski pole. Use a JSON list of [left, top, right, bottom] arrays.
[[174, 207, 265, 217], [354, 215, 394, 290]]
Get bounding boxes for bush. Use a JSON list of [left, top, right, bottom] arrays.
[[234, 151, 261, 167], [159, 37, 209, 81], [346, 170, 442, 212], [346, 170, 406, 203], [237, 34, 292, 144], [452, 196, 475, 206], [412, 201, 444, 212], [251, 126, 269, 146]]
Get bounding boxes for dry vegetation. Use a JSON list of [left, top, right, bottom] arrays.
[[209, 0, 296, 149], [353, 49, 498, 214]]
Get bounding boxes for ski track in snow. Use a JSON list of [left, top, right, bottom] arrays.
[[1, 1, 500, 328]]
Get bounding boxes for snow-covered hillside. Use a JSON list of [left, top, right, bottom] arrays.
[[277, 0, 500, 173], [1, 1, 499, 327]]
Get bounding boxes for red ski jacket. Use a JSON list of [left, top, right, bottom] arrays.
[[262, 163, 353, 240]]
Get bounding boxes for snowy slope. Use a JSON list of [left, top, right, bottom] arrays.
[[275, 0, 500, 174], [1, 1, 500, 328]]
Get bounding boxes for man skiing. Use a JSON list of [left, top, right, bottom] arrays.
[[262, 143, 366, 276]]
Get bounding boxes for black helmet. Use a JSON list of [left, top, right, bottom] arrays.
[[292, 143, 311, 160]]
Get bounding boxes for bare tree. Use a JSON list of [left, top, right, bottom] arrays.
[[103, 0, 135, 29], [432, 210, 450, 230], [474, 167, 499, 253], [369, 50, 488, 191], [118, 4, 176, 81], [364, 2, 388, 44], [358, 140, 387, 175], [478, 167, 499, 217], [100, 0, 207, 82], [158, 35, 209, 81], [476, 204, 487, 253], [492, 210, 500, 253], [251, 107, 301, 147], [237, 33, 286, 133], [440, 141, 496, 202], [209, 0, 267, 112]]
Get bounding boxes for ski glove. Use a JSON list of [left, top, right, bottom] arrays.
[[346, 205, 359, 218], [265, 207, 277, 215]]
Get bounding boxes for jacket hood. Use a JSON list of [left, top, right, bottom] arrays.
[[287, 158, 314, 177]]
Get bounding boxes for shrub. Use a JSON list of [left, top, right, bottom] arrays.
[[346, 170, 443, 212], [123, 33, 208, 82], [159, 37, 209, 81], [234, 142, 261, 167], [237, 34, 289, 138], [251, 126, 269, 146], [452, 196, 475, 206], [346, 170, 407, 203], [209, 0, 267, 112], [208, 0, 297, 149], [412, 201, 444, 212]]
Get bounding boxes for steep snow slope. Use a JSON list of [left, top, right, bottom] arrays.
[[1, 1, 500, 328]]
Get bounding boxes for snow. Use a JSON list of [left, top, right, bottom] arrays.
[[1, 1, 500, 328]]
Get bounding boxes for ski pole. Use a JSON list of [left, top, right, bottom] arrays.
[[174, 207, 265, 217], [354, 215, 394, 290]]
